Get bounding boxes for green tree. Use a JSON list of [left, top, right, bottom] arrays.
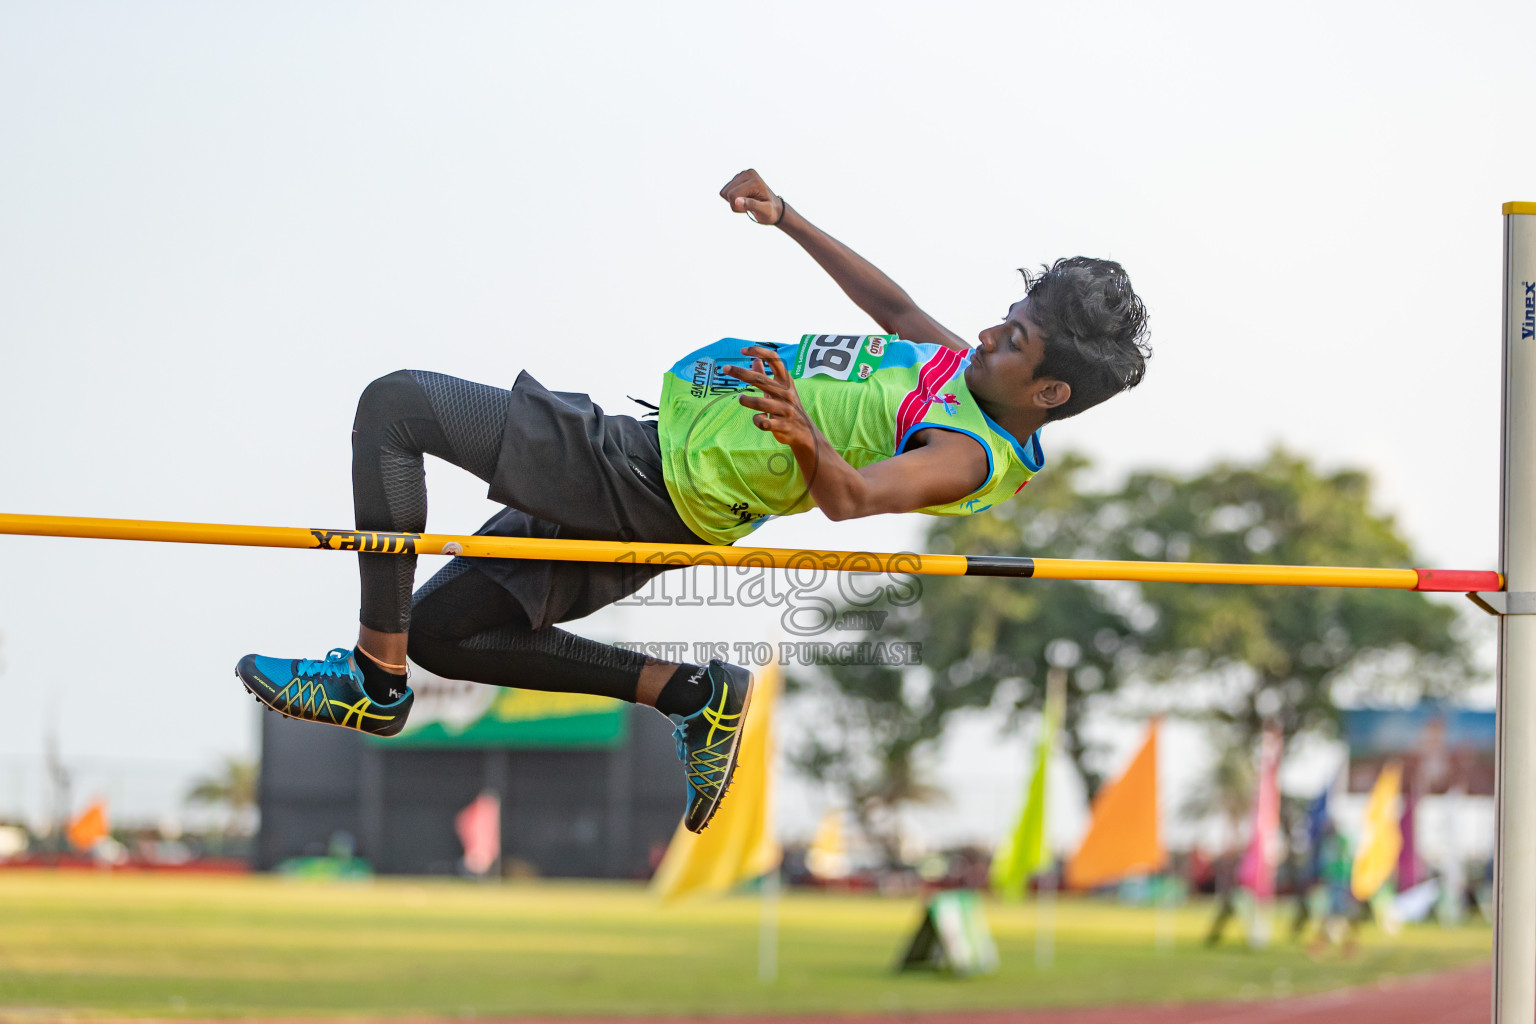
[[786, 449, 1478, 843], [1177, 739, 1256, 850], [787, 454, 1146, 856], [894, 452, 1152, 796], [185, 757, 259, 837], [786, 660, 945, 867], [1103, 450, 1474, 752]]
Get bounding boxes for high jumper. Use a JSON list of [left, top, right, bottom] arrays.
[[225, 168, 1151, 833]]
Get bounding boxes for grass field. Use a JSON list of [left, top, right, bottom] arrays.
[[0, 872, 1491, 1020]]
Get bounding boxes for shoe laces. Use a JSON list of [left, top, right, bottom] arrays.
[[296, 648, 357, 681]]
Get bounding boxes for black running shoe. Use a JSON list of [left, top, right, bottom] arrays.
[[668, 660, 755, 833]]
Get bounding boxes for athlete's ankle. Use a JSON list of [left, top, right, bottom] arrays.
[[354, 646, 408, 704], [356, 625, 408, 669], [355, 641, 407, 673], [653, 662, 710, 718]]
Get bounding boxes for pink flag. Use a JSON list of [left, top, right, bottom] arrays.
[[1237, 725, 1283, 900], [1397, 780, 1419, 889], [455, 792, 501, 876]]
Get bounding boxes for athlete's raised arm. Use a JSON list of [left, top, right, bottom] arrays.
[[721, 346, 989, 520], [719, 169, 969, 352]]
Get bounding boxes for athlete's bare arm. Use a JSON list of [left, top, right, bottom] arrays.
[[722, 346, 988, 520], [719, 169, 969, 353]]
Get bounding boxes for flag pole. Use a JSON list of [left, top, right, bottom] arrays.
[[1155, 878, 1175, 952], [1035, 867, 1057, 970], [758, 865, 781, 983], [1035, 666, 1066, 970]]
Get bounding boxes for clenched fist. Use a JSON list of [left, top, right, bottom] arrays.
[[720, 168, 785, 226]]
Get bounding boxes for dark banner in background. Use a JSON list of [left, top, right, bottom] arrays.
[[1343, 707, 1495, 795], [371, 668, 627, 749]]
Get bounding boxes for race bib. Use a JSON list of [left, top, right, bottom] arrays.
[[791, 334, 892, 382]]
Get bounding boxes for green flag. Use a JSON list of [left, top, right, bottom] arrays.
[[991, 681, 1063, 900]]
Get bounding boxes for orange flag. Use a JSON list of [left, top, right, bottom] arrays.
[[1066, 720, 1165, 889], [66, 799, 110, 851]]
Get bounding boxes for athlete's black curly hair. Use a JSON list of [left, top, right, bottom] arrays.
[[1021, 257, 1150, 421]]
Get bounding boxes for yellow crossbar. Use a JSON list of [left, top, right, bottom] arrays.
[[0, 512, 1502, 592]]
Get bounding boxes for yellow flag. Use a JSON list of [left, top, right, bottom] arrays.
[[1065, 720, 1165, 889], [991, 679, 1063, 900], [1351, 760, 1403, 901], [651, 659, 781, 903], [806, 809, 850, 880]]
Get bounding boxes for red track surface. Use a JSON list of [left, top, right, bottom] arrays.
[[876, 962, 1496, 1024], [155, 962, 1495, 1024]]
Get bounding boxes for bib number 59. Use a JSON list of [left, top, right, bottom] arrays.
[[791, 333, 892, 382], [808, 335, 860, 373]]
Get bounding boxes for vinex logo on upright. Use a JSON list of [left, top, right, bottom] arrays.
[[1524, 281, 1535, 340]]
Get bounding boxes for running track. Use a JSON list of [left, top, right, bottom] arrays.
[[154, 963, 1495, 1024], [890, 962, 1494, 1024], [479, 963, 1493, 1024]]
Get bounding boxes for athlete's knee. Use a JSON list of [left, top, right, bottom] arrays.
[[405, 631, 454, 677], [407, 587, 453, 641], [354, 369, 424, 435]]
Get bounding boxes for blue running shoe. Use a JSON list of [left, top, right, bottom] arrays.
[[235, 648, 413, 737], [670, 660, 755, 833]]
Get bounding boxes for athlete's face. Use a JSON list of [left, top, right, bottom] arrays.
[[965, 299, 1067, 417]]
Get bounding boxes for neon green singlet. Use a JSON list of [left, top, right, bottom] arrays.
[[658, 336, 1045, 545]]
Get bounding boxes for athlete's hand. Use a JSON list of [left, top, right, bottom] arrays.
[[722, 346, 813, 447], [720, 169, 785, 226]]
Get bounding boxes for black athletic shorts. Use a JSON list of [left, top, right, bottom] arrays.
[[454, 370, 707, 630]]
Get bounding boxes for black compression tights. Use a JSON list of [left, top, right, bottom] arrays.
[[408, 559, 648, 703], [350, 370, 648, 703], [352, 369, 506, 632]]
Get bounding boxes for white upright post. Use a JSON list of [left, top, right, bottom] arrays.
[[1493, 202, 1536, 1024]]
